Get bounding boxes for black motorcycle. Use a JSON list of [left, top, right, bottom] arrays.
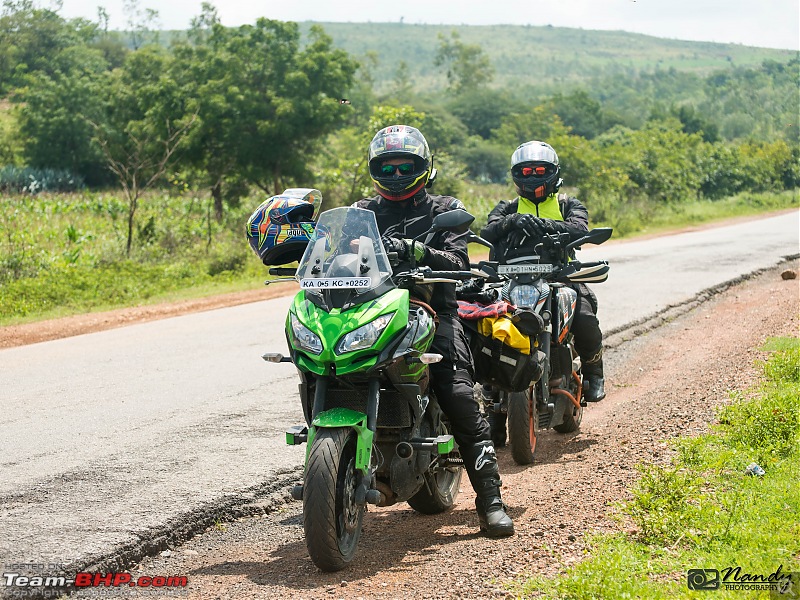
[[462, 227, 611, 464]]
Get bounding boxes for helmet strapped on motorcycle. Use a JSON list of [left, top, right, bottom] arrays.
[[246, 189, 321, 266], [511, 140, 562, 202], [368, 125, 433, 201]]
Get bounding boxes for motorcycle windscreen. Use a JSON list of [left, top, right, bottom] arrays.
[[296, 206, 393, 301]]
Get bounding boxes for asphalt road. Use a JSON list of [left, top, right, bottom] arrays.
[[0, 210, 797, 573]]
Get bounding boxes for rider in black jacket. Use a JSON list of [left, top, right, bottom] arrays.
[[481, 140, 606, 404], [353, 125, 514, 537]]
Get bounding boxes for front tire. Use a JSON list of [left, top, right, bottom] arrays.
[[553, 382, 584, 433], [303, 428, 364, 572], [508, 388, 538, 465]]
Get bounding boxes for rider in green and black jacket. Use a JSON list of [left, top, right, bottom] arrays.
[[481, 140, 606, 404]]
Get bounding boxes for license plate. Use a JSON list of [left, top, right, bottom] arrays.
[[498, 264, 554, 274], [300, 277, 372, 289]]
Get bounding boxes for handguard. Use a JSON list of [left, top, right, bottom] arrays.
[[562, 261, 610, 284]]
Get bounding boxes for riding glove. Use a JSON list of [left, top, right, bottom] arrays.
[[381, 236, 428, 262]]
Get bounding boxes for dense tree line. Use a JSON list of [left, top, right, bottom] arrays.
[[1, 1, 798, 243]]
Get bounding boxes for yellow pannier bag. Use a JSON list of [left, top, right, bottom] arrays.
[[476, 315, 530, 354]]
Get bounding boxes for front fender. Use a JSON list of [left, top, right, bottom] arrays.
[[308, 407, 374, 475]]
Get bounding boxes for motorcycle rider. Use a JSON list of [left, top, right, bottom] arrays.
[[481, 140, 606, 404], [353, 124, 514, 538]]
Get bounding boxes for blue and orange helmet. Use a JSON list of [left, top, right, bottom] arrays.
[[246, 188, 321, 266]]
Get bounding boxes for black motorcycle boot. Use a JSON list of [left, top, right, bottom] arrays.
[[463, 441, 515, 537], [582, 347, 605, 402]]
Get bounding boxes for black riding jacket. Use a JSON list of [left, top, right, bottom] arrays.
[[353, 191, 470, 315]]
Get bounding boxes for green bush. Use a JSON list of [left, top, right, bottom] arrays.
[[0, 166, 85, 193]]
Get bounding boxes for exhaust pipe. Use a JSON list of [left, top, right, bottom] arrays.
[[396, 441, 414, 459]]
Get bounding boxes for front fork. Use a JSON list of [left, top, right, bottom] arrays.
[[538, 323, 553, 410], [285, 375, 456, 505], [287, 376, 381, 505]]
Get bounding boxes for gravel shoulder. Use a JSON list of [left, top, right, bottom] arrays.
[[68, 259, 798, 600]]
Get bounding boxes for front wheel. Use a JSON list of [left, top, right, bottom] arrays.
[[303, 428, 365, 572], [508, 389, 538, 465], [553, 387, 584, 433]]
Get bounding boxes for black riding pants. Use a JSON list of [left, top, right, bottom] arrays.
[[572, 283, 603, 366], [428, 315, 491, 449]]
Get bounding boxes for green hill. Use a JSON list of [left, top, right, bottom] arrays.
[[297, 22, 796, 91]]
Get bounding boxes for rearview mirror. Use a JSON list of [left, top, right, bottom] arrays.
[[430, 209, 475, 234], [566, 227, 613, 251]]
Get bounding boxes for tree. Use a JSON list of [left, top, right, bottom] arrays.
[[89, 47, 196, 255], [447, 89, 525, 139], [434, 31, 494, 94], [549, 90, 607, 140], [390, 60, 413, 102], [16, 37, 112, 184], [123, 0, 160, 50], [172, 18, 357, 218], [0, 0, 99, 93], [490, 105, 573, 153]]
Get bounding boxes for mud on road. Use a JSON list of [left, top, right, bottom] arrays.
[[61, 260, 797, 600]]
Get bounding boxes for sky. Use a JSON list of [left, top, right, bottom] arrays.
[[55, 0, 800, 51]]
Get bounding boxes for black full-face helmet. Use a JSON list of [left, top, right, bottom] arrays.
[[510, 140, 563, 202], [368, 125, 433, 201]]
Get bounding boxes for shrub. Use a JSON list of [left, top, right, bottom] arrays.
[[0, 166, 85, 194]]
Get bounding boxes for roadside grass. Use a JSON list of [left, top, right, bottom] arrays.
[[617, 190, 800, 239], [0, 188, 796, 325], [0, 191, 268, 324], [515, 337, 800, 599]]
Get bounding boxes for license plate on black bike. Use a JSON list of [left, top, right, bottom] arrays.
[[497, 264, 554, 274]]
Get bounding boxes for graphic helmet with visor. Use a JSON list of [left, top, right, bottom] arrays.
[[246, 189, 321, 266], [368, 125, 432, 201]]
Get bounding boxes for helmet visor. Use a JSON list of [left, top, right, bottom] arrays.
[[511, 141, 559, 168], [512, 162, 558, 180]]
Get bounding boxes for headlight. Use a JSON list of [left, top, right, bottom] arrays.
[[509, 284, 539, 308], [290, 313, 323, 355], [336, 312, 395, 354]]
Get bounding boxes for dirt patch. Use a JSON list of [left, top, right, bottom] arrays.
[[93, 261, 798, 600], [0, 282, 298, 349]]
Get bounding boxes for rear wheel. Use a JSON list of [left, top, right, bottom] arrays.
[[303, 428, 364, 572], [407, 462, 462, 514], [408, 419, 462, 514], [508, 388, 538, 465]]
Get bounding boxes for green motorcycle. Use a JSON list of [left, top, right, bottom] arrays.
[[262, 205, 476, 571]]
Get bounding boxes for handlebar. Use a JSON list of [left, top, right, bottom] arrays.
[[423, 270, 475, 280]]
